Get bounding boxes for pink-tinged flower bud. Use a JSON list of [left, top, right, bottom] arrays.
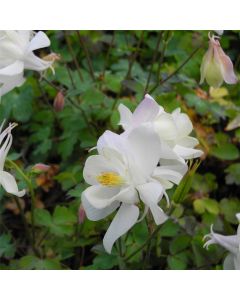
[[32, 163, 50, 173], [200, 34, 238, 88], [53, 91, 65, 112], [78, 204, 86, 224]]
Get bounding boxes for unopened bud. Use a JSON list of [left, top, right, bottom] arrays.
[[53, 91, 65, 112], [32, 163, 50, 174], [78, 204, 86, 224], [200, 33, 237, 88]]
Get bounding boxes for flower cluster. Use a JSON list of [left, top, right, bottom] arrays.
[[0, 30, 55, 97], [204, 213, 240, 270], [0, 121, 25, 197], [81, 94, 203, 253]]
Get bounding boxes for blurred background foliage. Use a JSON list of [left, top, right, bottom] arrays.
[[0, 30, 240, 270]]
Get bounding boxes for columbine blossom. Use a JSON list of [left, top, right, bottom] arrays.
[[0, 121, 25, 197], [204, 213, 240, 270], [0, 30, 54, 96], [200, 33, 237, 88], [118, 94, 203, 163], [81, 126, 187, 253]]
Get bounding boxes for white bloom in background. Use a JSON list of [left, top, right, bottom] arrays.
[[200, 33, 238, 88], [0, 121, 25, 197], [82, 126, 187, 253], [0, 30, 54, 96], [204, 213, 240, 270], [214, 30, 224, 36], [118, 94, 203, 163]]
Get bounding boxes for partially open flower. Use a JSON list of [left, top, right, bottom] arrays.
[[200, 34, 238, 88]]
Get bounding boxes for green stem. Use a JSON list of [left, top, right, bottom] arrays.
[[144, 31, 163, 95], [76, 31, 95, 81], [6, 159, 39, 256], [124, 225, 162, 263], [149, 46, 201, 94]]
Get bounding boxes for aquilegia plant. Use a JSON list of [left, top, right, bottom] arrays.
[[81, 94, 203, 254]]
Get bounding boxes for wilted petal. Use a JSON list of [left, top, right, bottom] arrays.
[[103, 203, 139, 254], [0, 171, 25, 197]]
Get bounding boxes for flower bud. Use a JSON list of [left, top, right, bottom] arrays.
[[32, 163, 50, 174], [78, 204, 86, 224], [53, 91, 65, 112], [200, 34, 237, 88]]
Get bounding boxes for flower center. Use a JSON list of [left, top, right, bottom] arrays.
[[96, 172, 124, 187]]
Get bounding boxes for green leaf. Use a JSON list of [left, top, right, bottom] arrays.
[[0, 234, 16, 259], [211, 144, 239, 160], [170, 235, 191, 255], [225, 163, 240, 185], [159, 220, 180, 237]]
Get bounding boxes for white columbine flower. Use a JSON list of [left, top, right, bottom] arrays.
[[0, 30, 54, 96], [204, 213, 240, 270], [200, 33, 238, 88], [81, 126, 187, 254], [0, 121, 25, 197], [118, 94, 203, 163]]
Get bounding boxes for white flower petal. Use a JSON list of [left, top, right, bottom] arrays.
[[82, 185, 120, 209], [27, 31, 50, 52], [0, 171, 25, 197], [173, 145, 203, 159], [152, 166, 185, 185], [132, 94, 161, 125], [103, 203, 139, 254], [24, 52, 52, 71], [137, 182, 168, 225], [83, 155, 118, 185], [177, 136, 199, 148], [127, 125, 162, 177], [118, 103, 133, 130], [154, 113, 177, 141], [172, 109, 193, 137], [223, 253, 236, 270], [81, 195, 119, 221]]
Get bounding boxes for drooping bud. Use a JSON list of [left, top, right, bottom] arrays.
[[53, 91, 65, 112], [32, 163, 50, 174], [200, 34, 238, 88], [78, 204, 86, 224]]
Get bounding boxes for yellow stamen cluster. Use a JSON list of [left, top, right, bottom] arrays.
[[97, 172, 124, 187]]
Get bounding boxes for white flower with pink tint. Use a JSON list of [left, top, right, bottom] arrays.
[[200, 33, 238, 88], [81, 126, 187, 253], [118, 94, 203, 163]]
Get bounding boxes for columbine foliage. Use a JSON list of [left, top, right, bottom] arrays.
[[0, 30, 240, 270]]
